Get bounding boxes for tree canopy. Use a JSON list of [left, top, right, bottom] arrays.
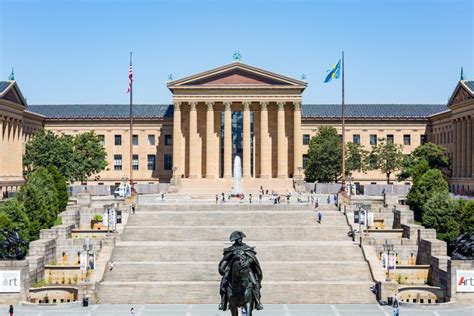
[[24, 129, 107, 182], [305, 127, 342, 182], [398, 143, 449, 181], [369, 139, 404, 183]]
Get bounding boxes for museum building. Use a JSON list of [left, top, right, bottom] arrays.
[[0, 61, 473, 195]]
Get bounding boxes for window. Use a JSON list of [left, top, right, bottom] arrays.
[[148, 135, 155, 146], [114, 135, 122, 146], [165, 134, 173, 146], [352, 134, 361, 145], [114, 154, 122, 170], [386, 134, 394, 143], [420, 134, 427, 145], [98, 135, 105, 146], [132, 134, 138, 146], [303, 155, 309, 168], [403, 134, 411, 146], [132, 154, 139, 170], [302, 134, 310, 145], [164, 154, 173, 170], [147, 155, 156, 170], [370, 134, 377, 146]]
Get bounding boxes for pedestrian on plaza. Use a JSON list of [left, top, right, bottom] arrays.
[[249, 194, 252, 204], [108, 261, 115, 271], [161, 193, 165, 202], [327, 195, 331, 204], [314, 197, 319, 209], [8, 305, 13, 316], [216, 194, 219, 204], [317, 210, 322, 224], [131, 204, 136, 214], [265, 189, 268, 195], [259, 192, 262, 203], [221, 192, 225, 203], [393, 306, 399, 316], [130, 307, 135, 316]]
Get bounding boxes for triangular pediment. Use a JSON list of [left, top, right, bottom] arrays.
[[448, 80, 474, 107], [0, 81, 27, 107], [168, 62, 307, 89]]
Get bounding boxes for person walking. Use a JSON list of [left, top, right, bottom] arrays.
[[130, 307, 135, 316], [216, 194, 219, 204], [314, 197, 319, 209], [131, 204, 135, 214], [108, 261, 115, 271], [8, 305, 14, 316], [249, 194, 252, 204], [317, 210, 322, 224], [161, 192, 165, 202], [259, 192, 262, 203]]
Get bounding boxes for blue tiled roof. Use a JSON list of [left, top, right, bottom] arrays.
[[27, 104, 173, 119], [301, 104, 447, 118], [0, 81, 11, 93], [27, 103, 448, 120], [465, 81, 474, 93]]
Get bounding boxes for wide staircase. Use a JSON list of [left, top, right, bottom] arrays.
[[98, 198, 376, 304]]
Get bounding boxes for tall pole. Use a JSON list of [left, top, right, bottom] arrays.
[[341, 51, 346, 193], [129, 52, 134, 192]]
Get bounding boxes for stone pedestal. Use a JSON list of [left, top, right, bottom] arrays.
[[0, 260, 30, 304]]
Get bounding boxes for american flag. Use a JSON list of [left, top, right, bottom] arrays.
[[127, 61, 133, 93]]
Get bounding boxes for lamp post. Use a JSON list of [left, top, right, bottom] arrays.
[[359, 207, 366, 247], [383, 239, 394, 281], [83, 238, 93, 272], [347, 175, 353, 196]]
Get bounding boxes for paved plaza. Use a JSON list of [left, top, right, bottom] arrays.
[[1, 304, 473, 316]]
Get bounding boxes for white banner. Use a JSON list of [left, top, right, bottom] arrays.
[[388, 253, 396, 271], [457, 270, 474, 292], [367, 212, 374, 227], [0, 270, 21, 293]]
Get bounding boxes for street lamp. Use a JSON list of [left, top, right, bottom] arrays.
[[358, 207, 366, 247], [83, 238, 93, 272], [347, 175, 353, 196], [383, 239, 394, 281]]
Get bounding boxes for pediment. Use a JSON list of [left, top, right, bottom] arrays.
[[0, 81, 27, 107], [168, 62, 307, 89], [448, 81, 474, 107]]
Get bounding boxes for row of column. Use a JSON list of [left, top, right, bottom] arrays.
[[0, 116, 23, 179], [453, 115, 473, 178], [172, 101, 302, 180]]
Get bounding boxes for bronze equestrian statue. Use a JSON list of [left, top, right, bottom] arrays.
[[219, 231, 263, 315]]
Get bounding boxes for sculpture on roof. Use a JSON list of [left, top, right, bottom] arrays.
[[232, 50, 242, 61]]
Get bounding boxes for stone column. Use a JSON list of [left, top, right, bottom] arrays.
[[467, 116, 472, 178], [205, 102, 215, 179], [461, 118, 467, 178], [277, 102, 288, 178], [223, 102, 232, 178], [456, 119, 462, 178], [172, 102, 182, 182], [293, 102, 303, 179], [0, 117, 3, 175], [260, 102, 270, 178], [452, 120, 458, 178], [188, 102, 199, 178], [243, 102, 251, 178]]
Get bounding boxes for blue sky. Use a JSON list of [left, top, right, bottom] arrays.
[[1, 0, 472, 105]]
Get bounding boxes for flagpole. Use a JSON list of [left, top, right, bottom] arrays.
[[129, 52, 134, 192], [341, 50, 346, 194]]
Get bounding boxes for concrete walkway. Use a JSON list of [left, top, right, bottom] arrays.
[[2, 304, 473, 316]]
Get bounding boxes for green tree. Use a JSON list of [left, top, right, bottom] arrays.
[[345, 142, 369, 176], [24, 129, 75, 180], [0, 198, 31, 243], [47, 165, 69, 212], [406, 168, 449, 221], [305, 127, 342, 182], [24, 129, 107, 182], [422, 191, 460, 244], [19, 167, 59, 240], [72, 132, 107, 182], [370, 140, 404, 183], [460, 200, 474, 234], [398, 143, 449, 181]]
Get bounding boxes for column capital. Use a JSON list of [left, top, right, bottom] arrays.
[[243, 101, 251, 111], [260, 102, 268, 111], [293, 102, 301, 111], [277, 101, 285, 111], [224, 101, 232, 111], [206, 101, 214, 111], [173, 102, 181, 111], [189, 102, 197, 111]]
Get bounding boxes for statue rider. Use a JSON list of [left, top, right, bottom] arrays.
[[218, 231, 263, 311]]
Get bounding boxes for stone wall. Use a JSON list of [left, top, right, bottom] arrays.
[[0, 260, 30, 304], [448, 259, 474, 304]]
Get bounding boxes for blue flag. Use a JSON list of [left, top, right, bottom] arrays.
[[324, 60, 341, 83]]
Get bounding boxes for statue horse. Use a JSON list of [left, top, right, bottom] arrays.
[[226, 251, 256, 316]]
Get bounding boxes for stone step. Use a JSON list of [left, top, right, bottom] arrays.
[[126, 211, 347, 227], [120, 226, 352, 241], [134, 204, 337, 212], [98, 281, 376, 304], [102, 261, 372, 282], [111, 241, 364, 262]]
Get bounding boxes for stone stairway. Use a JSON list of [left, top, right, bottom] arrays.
[[98, 202, 376, 304]]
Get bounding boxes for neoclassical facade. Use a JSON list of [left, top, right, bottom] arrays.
[[0, 61, 473, 195]]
